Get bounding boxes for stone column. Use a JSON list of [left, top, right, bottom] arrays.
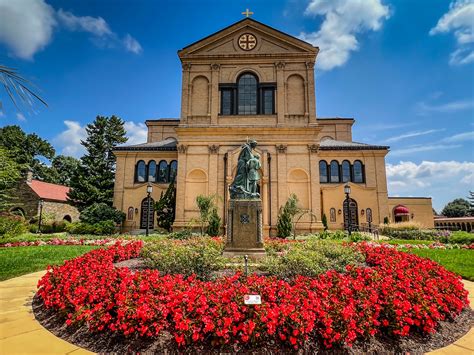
[[173, 144, 188, 229], [308, 144, 324, 231], [276, 144, 288, 213], [181, 64, 191, 122], [210, 64, 220, 125], [275, 62, 286, 126]]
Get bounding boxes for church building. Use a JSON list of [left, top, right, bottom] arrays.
[[113, 17, 434, 234]]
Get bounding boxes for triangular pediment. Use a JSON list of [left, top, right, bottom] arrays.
[[178, 18, 318, 58]]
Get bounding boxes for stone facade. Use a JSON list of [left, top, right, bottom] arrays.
[[113, 18, 433, 233]]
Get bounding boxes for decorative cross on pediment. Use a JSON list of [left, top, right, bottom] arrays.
[[241, 8, 254, 18]]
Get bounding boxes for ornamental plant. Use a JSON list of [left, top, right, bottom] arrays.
[[37, 241, 470, 351]]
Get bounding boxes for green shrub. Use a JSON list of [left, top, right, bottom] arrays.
[[0, 212, 26, 239], [33, 220, 69, 234], [142, 237, 225, 280], [321, 213, 328, 231], [79, 203, 125, 225], [277, 194, 300, 239], [207, 208, 221, 236], [168, 229, 194, 240], [348, 232, 371, 242], [66, 220, 116, 235], [449, 231, 474, 245], [262, 240, 364, 280]]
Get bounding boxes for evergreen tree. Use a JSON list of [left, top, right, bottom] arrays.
[[322, 213, 328, 231], [207, 207, 222, 237], [0, 147, 22, 210], [51, 155, 80, 186], [276, 194, 300, 239], [468, 191, 474, 217], [68, 116, 127, 210], [155, 180, 176, 232]]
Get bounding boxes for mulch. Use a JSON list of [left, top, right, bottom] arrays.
[[32, 259, 474, 354]]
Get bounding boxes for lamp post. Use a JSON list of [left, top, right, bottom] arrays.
[[146, 182, 153, 237], [37, 199, 44, 234], [344, 184, 352, 236]]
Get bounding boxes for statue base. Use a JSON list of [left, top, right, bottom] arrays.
[[223, 199, 266, 260]]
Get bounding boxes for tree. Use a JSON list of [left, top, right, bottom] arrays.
[[195, 194, 220, 236], [468, 191, 474, 217], [51, 155, 80, 186], [441, 198, 470, 218], [276, 194, 300, 239], [0, 125, 55, 180], [207, 208, 222, 237], [155, 180, 176, 232], [68, 116, 127, 210], [0, 64, 47, 112], [79, 203, 125, 224], [0, 148, 22, 210], [322, 213, 328, 231]]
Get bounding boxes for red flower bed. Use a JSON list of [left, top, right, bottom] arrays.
[[37, 241, 469, 350]]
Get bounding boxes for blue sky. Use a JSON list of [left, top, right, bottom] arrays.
[[0, 0, 473, 211]]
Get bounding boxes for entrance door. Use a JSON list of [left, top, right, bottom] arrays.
[[140, 197, 155, 229], [343, 198, 359, 230]]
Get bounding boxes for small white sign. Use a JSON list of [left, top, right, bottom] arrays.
[[244, 294, 261, 305]]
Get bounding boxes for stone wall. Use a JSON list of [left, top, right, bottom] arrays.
[[387, 197, 434, 228]]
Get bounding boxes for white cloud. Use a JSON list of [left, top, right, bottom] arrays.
[[0, 111, 5, 118], [385, 129, 444, 143], [430, 0, 474, 65], [53, 120, 87, 158], [386, 160, 474, 210], [123, 34, 143, 54], [0, 0, 142, 60], [390, 144, 461, 156], [57, 9, 112, 37], [416, 98, 474, 115], [299, 0, 390, 70], [16, 113, 26, 122], [123, 121, 147, 145], [54, 120, 147, 157], [0, 0, 56, 60], [442, 131, 474, 142]]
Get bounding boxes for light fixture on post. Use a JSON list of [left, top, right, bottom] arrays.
[[344, 184, 352, 236], [146, 182, 153, 237], [38, 199, 44, 234]]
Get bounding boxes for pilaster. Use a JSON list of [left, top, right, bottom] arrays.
[[173, 144, 188, 229], [275, 61, 286, 126], [210, 64, 220, 125]]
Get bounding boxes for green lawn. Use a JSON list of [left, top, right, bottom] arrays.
[[382, 239, 434, 245], [402, 248, 474, 281], [0, 245, 100, 281]]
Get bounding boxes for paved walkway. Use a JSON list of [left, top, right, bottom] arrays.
[[0, 271, 472, 354]]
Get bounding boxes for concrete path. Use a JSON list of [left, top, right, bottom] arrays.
[[0, 271, 472, 354]]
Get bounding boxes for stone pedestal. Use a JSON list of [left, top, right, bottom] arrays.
[[223, 199, 266, 259]]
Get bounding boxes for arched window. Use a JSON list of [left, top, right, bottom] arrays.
[[330, 160, 340, 183], [148, 161, 157, 182], [319, 161, 328, 183], [341, 160, 351, 182], [168, 160, 178, 182], [330, 208, 336, 222], [127, 207, 134, 220], [238, 73, 258, 115], [353, 160, 364, 183], [366, 208, 372, 223], [136, 160, 146, 183], [157, 160, 168, 183]]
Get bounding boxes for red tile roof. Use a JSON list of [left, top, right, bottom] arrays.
[[29, 180, 70, 202]]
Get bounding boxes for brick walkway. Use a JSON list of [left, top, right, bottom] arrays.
[[0, 271, 472, 354]]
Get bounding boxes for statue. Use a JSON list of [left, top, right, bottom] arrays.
[[229, 140, 261, 199]]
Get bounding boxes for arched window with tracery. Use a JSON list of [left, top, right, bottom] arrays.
[[330, 160, 340, 183], [148, 161, 157, 182], [353, 160, 364, 183], [136, 160, 146, 183], [238, 73, 258, 114], [319, 160, 328, 183], [127, 207, 134, 220], [342, 160, 351, 182], [330, 208, 336, 222], [157, 160, 168, 183]]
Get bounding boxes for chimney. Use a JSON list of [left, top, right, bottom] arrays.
[[26, 170, 33, 184]]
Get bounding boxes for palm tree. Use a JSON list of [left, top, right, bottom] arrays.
[[0, 65, 47, 112]]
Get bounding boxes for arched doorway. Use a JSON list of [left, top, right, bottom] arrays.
[[63, 215, 72, 223], [343, 198, 358, 230], [140, 197, 155, 229]]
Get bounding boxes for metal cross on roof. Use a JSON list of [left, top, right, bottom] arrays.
[[242, 8, 254, 18]]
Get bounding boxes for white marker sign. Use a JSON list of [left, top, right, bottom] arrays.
[[244, 294, 261, 305]]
